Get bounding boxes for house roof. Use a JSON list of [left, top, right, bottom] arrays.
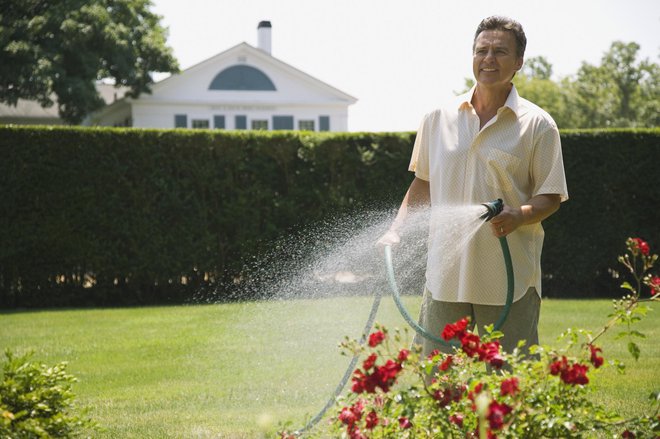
[[143, 42, 357, 104]]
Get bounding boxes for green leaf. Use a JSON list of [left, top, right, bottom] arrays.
[[620, 281, 636, 292], [614, 331, 629, 340], [627, 341, 641, 361], [628, 330, 647, 339]]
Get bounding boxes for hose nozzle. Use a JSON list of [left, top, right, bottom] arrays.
[[480, 198, 503, 221]]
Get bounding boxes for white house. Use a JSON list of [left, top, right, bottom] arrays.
[[89, 21, 357, 131]]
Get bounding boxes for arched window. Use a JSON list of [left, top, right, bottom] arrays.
[[209, 65, 276, 91]]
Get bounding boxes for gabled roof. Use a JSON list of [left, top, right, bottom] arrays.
[[142, 42, 357, 104]]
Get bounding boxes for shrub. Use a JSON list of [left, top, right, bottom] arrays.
[[0, 350, 97, 438], [0, 126, 657, 306]]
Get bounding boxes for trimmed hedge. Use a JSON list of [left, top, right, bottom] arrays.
[[0, 126, 657, 307]]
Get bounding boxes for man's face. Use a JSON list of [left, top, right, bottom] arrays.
[[472, 30, 523, 88]]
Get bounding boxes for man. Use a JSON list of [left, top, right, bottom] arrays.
[[379, 16, 568, 357]]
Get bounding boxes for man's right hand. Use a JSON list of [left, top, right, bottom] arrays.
[[376, 230, 400, 249]]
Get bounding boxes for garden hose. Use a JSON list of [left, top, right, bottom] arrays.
[[384, 234, 514, 346], [296, 200, 514, 435]]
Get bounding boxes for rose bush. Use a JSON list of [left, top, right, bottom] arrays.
[[293, 237, 659, 438]]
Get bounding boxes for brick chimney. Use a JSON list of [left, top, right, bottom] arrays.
[[257, 21, 272, 55]]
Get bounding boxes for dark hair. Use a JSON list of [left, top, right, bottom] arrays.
[[473, 16, 526, 58]]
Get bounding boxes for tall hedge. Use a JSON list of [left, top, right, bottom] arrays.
[[0, 126, 657, 307], [541, 129, 659, 297]]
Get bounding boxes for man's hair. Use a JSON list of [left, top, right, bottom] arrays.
[[473, 16, 527, 58]]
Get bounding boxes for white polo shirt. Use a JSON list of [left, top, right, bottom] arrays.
[[410, 85, 568, 305]]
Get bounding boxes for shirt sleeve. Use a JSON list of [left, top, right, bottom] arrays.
[[409, 114, 430, 181], [531, 124, 569, 202]]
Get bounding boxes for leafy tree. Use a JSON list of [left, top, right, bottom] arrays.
[[521, 55, 553, 80], [572, 41, 659, 127], [0, 0, 179, 124]]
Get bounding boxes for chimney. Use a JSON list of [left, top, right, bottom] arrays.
[[257, 21, 272, 54]]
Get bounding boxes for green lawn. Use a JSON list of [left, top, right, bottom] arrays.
[[1, 297, 658, 438]]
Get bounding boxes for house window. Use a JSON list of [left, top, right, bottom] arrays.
[[235, 115, 247, 130], [251, 120, 268, 130], [273, 115, 294, 130], [214, 115, 225, 129], [298, 120, 315, 131], [175, 114, 187, 128], [319, 116, 330, 131], [192, 119, 209, 129], [209, 65, 276, 91]]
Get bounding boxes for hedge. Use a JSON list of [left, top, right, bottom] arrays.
[[0, 126, 657, 307]]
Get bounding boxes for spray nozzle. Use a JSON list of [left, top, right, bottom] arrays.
[[480, 198, 504, 221]]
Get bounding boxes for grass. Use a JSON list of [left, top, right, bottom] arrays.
[[1, 297, 658, 438]]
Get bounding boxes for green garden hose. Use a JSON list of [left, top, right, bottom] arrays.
[[384, 235, 514, 346]]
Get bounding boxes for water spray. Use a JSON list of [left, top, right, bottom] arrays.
[[296, 199, 514, 435]]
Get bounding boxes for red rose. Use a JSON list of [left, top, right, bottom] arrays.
[[487, 400, 512, 430], [479, 341, 504, 368], [630, 238, 650, 256], [622, 430, 636, 438], [589, 344, 604, 369], [365, 411, 379, 429], [439, 354, 453, 371], [549, 356, 568, 375], [379, 359, 402, 381], [399, 417, 412, 429], [350, 399, 365, 419], [433, 388, 452, 407], [563, 363, 589, 385], [441, 317, 470, 340], [648, 276, 660, 296], [339, 406, 358, 426], [348, 426, 367, 439], [550, 356, 589, 385], [449, 413, 464, 427], [368, 330, 386, 347], [500, 377, 519, 396], [397, 349, 410, 363], [362, 353, 378, 371], [460, 333, 482, 357]]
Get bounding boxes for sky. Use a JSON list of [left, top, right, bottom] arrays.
[[150, 0, 660, 132]]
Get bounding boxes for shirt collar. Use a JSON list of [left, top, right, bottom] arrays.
[[458, 84, 521, 116]]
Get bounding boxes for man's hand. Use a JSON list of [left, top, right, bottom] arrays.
[[489, 194, 561, 237], [376, 230, 400, 249], [489, 205, 523, 237]]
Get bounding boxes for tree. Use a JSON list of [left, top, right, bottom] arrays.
[[521, 55, 553, 80], [0, 0, 179, 124], [572, 41, 659, 128]]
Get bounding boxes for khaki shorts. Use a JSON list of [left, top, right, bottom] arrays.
[[416, 287, 541, 357]]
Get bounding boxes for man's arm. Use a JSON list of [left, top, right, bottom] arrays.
[[489, 194, 561, 236], [377, 177, 430, 246]]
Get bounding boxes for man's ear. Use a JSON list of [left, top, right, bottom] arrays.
[[515, 57, 524, 72]]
